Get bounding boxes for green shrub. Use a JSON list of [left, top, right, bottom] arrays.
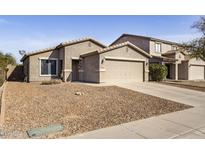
[[41, 80, 61, 85], [149, 64, 168, 81]]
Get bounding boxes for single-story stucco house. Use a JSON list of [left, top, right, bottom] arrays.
[[20, 34, 205, 83], [20, 37, 151, 83]]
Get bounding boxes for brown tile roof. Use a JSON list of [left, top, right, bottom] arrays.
[[59, 37, 106, 48], [111, 33, 181, 46], [81, 41, 152, 58], [20, 37, 106, 62]]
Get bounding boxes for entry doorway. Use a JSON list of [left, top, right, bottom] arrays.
[[165, 64, 171, 79], [72, 60, 79, 81]]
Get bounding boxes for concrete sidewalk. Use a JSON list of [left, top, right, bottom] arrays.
[[68, 82, 205, 139]]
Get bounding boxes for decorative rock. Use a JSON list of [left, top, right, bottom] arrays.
[[75, 92, 84, 96]]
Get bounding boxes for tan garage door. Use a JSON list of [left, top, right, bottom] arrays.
[[104, 59, 144, 83], [189, 65, 205, 80]]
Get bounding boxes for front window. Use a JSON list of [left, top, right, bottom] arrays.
[[40, 59, 57, 76], [155, 43, 161, 53]]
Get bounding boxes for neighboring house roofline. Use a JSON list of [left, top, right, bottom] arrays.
[[110, 33, 181, 46], [152, 55, 177, 62], [80, 41, 152, 58], [162, 49, 188, 56], [20, 37, 107, 62]]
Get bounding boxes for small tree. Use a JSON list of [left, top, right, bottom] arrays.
[[182, 16, 205, 60], [0, 51, 16, 85], [149, 64, 168, 81]]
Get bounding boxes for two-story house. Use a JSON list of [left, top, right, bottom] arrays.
[[111, 34, 205, 80]]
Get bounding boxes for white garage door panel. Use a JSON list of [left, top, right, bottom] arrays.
[[189, 65, 204, 80], [105, 60, 144, 82]]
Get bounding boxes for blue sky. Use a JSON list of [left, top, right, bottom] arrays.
[[0, 15, 201, 63]]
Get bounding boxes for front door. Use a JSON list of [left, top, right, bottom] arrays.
[[72, 60, 79, 81]]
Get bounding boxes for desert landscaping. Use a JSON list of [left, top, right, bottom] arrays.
[[0, 82, 192, 138]]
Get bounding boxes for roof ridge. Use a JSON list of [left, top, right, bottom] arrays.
[[98, 41, 129, 52], [61, 37, 91, 45], [98, 41, 151, 58], [21, 37, 106, 61], [26, 46, 57, 55]]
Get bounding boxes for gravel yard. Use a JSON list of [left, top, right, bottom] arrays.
[[1, 82, 192, 138], [161, 80, 205, 92]]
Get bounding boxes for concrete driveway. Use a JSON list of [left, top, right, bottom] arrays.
[[117, 82, 205, 107], [69, 82, 205, 139]]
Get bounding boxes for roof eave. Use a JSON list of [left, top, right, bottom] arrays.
[[80, 51, 99, 58], [61, 38, 106, 48], [99, 41, 152, 58]]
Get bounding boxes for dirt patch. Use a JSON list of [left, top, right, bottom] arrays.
[[2, 82, 192, 138], [161, 81, 205, 92]]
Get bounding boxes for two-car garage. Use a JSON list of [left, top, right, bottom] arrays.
[[104, 59, 144, 82], [81, 42, 151, 83]]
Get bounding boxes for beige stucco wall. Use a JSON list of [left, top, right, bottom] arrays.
[[28, 49, 60, 82], [81, 54, 100, 83], [150, 40, 174, 56], [175, 52, 185, 64], [25, 41, 103, 82], [99, 46, 149, 82], [63, 41, 104, 82]]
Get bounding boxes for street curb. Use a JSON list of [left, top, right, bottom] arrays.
[[0, 81, 7, 126]]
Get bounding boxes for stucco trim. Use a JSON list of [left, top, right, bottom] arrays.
[[104, 56, 146, 62]]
